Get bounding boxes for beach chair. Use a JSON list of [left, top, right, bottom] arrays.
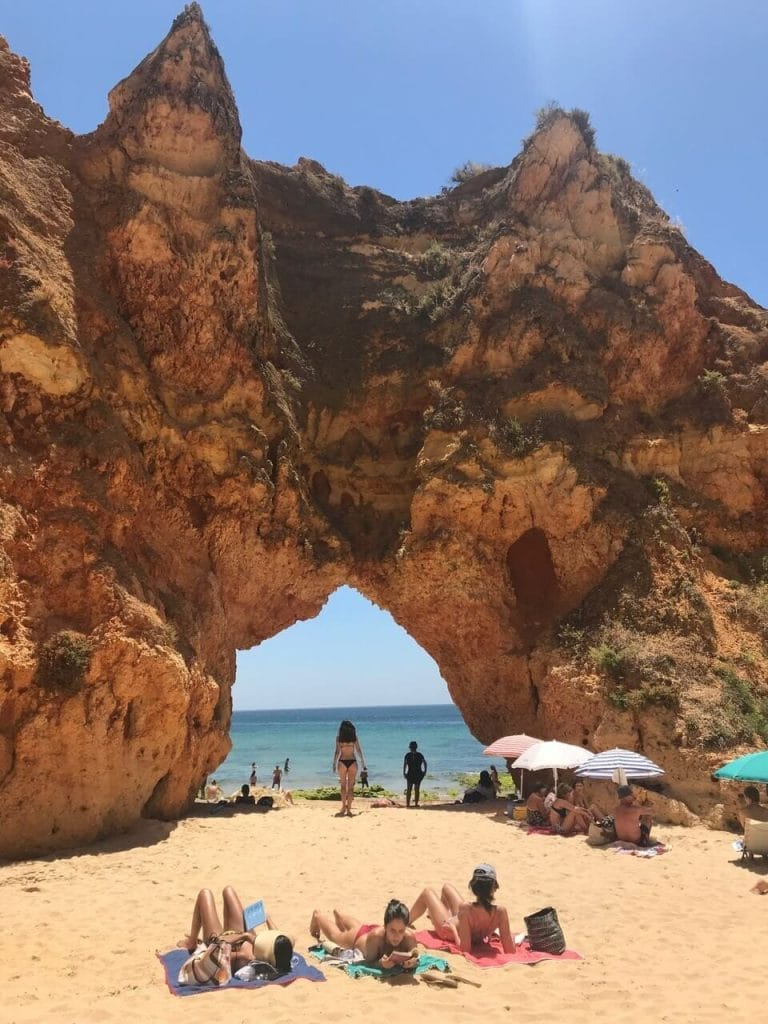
[[742, 817, 768, 859]]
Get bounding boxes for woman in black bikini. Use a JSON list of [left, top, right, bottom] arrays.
[[333, 719, 366, 816], [549, 783, 591, 835]]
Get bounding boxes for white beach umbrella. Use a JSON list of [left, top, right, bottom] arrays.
[[575, 748, 664, 784], [511, 740, 593, 787]]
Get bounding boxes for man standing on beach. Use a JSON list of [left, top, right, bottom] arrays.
[[403, 741, 428, 808], [272, 764, 282, 790]]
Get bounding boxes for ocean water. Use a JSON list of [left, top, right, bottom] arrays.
[[211, 704, 491, 797]]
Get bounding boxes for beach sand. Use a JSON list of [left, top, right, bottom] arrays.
[[2, 799, 767, 1024]]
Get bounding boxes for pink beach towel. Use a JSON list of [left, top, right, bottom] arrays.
[[414, 930, 582, 967]]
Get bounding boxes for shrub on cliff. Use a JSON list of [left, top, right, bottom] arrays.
[[420, 242, 452, 280], [529, 102, 596, 149], [37, 631, 93, 693], [450, 161, 493, 185]]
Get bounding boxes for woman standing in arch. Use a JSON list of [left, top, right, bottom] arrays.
[[333, 719, 366, 816]]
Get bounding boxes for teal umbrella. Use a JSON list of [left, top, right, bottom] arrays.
[[713, 751, 768, 783]]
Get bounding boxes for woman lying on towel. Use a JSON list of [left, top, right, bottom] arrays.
[[177, 886, 294, 984], [409, 864, 516, 952], [309, 899, 419, 968]]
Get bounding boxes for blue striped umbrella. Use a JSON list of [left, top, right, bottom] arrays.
[[575, 748, 664, 781], [713, 751, 768, 783]]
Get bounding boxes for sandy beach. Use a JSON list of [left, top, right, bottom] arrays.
[[2, 798, 767, 1024]]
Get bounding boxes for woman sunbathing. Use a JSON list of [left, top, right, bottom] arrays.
[[409, 864, 516, 952], [177, 886, 294, 984], [309, 899, 419, 967], [549, 784, 592, 835]]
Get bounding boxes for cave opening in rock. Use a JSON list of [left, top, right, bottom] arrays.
[[505, 527, 561, 635]]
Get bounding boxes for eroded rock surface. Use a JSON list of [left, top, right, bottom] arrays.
[[1, 6, 767, 856]]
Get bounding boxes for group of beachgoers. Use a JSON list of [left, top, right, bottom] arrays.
[[525, 779, 656, 845], [178, 863, 514, 986]]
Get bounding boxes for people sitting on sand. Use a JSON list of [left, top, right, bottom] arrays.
[[525, 781, 550, 826], [205, 779, 224, 802], [409, 863, 516, 953], [549, 784, 592, 835], [571, 780, 605, 822], [462, 770, 496, 803], [234, 784, 256, 806], [309, 899, 419, 967], [739, 785, 768, 825], [177, 886, 294, 984], [613, 784, 654, 845]]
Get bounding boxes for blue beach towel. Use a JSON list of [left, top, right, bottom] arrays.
[[157, 948, 325, 996], [308, 944, 449, 979]]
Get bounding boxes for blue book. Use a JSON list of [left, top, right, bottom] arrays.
[[244, 899, 267, 930]]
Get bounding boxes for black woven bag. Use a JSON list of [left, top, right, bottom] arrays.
[[524, 906, 566, 955]]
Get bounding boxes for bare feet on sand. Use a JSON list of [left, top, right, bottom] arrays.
[[750, 880, 768, 895]]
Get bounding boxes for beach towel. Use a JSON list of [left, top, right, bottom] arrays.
[[308, 944, 450, 979], [157, 948, 324, 996], [609, 841, 668, 858], [413, 930, 582, 967]]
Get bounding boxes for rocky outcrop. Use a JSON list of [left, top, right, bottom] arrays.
[[1, 6, 766, 856]]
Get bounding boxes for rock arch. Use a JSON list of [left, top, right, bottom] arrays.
[[1, 7, 767, 854]]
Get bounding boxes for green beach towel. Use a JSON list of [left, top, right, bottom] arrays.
[[308, 944, 449, 979]]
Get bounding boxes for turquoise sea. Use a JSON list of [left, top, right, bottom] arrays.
[[212, 704, 491, 797]]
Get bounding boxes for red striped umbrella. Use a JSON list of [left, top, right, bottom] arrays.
[[483, 734, 542, 758]]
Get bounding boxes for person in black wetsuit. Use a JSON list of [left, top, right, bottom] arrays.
[[403, 741, 428, 808]]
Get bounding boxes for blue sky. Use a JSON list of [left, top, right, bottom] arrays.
[[3, 1, 766, 708]]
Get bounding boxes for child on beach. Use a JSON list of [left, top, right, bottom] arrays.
[[309, 899, 419, 967], [409, 864, 516, 953]]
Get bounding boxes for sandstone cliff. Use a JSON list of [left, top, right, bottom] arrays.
[[1, 5, 766, 856]]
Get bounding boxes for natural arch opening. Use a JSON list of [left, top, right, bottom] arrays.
[[211, 587, 489, 796], [232, 585, 448, 710]]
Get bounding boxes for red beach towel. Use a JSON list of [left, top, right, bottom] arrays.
[[413, 930, 582, 967]]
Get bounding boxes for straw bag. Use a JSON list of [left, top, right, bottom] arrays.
[[587, 821, 609, 846], [524, 906, 566, 955]]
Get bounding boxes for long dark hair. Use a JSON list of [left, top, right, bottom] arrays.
[[469, 876, 497, 912], [479, 770, 492, 787], [383, 899, 410, 926], [338, 719, 356, 742]]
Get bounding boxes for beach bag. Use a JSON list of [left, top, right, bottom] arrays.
[[524, 906, 566, 955], [256, 795, 274, 808], [178, 937, 233, 986], [587, 821, 610, 846]]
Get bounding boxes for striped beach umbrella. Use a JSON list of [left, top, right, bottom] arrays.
[[483, 734, 542, 758], [713, 750, 768, 784], [575, 748, 664, 782]]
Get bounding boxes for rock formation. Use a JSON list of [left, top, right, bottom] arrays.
[[1, 5, 766, 856]]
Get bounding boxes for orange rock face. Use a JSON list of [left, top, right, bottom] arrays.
[[1, 6, 767, 855]]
